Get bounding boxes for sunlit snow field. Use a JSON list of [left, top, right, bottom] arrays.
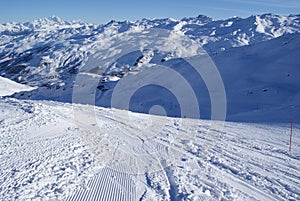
[[0, 94, 299, 200], [1, 13, 300, 201]]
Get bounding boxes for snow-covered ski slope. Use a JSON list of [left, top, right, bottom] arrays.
[[0, 98, 299, 200], [1, 13, 300, 200]]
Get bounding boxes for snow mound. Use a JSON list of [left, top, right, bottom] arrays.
[[0, 76, 35, 96]]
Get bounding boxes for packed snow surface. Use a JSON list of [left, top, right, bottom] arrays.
[[0, 98, 299, 200]]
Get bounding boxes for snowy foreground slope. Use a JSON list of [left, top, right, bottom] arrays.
[[0, 97, 299, 201]]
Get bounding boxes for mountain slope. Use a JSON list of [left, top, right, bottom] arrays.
[[9, 33, 300, 122], [1, 14, 299, 85], [1, 14, 300, 122], [214, 33, 300, 122]]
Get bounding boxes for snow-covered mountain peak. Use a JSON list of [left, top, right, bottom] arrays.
[[251, 13, 300, 37], [35, 16, 66, 25], [23, 16, 67, 30], [0, 16, 91, 34], [181, 14, 212, 24]]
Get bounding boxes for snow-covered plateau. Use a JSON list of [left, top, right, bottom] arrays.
[[0, 14, 300, 200]]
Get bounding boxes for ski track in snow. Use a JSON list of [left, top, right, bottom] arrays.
[[0, 98, 299, 200], [66, 168, 136, 201]]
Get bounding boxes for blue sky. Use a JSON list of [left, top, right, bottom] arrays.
[[1, 0, 299, 24]]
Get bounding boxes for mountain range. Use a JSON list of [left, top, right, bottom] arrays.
[[0, 14, 300, 122]]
